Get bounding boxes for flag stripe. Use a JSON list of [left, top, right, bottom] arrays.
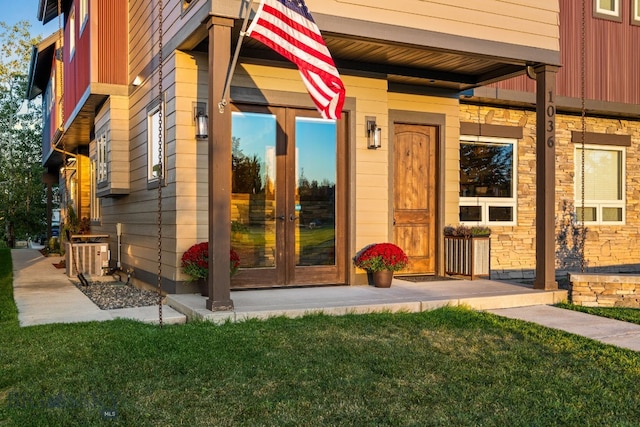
[[255, 7, 335, 70], [247, 0, 345, 119]]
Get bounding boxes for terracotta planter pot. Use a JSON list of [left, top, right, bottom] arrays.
[[371, 270, 393, 288]]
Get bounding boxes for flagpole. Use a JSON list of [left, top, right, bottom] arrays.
[[218, 0, 255, 113]]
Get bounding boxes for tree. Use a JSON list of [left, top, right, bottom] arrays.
[[0, 21, 44, 246]]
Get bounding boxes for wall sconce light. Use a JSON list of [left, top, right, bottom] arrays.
[[132, 75, 143, 86], [366, 117, 381, 149], [195, 108, 208, 139]]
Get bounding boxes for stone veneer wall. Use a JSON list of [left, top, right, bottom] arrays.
[[459, 105, 640, 280], [569, 273, 640, 308]]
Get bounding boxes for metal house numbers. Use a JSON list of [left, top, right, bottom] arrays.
[[546, 90, 555, 148]]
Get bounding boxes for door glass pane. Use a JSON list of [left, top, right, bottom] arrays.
[[295, 117, 336, 266], [231, 112, 277, 269]]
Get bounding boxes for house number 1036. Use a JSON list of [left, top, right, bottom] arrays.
[[546, 91, 555, 148]]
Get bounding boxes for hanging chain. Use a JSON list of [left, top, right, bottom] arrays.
[[580, 0, 586, 273], [156, 0, 164, 327]]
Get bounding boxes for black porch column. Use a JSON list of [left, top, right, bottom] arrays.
[[206, 15, 234, 311], [533, 64, 560, 290]]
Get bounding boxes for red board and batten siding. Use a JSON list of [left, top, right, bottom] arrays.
[[491, 0, 640, 105], [63, 0, 128, 118], [98, 0, 128, 85]]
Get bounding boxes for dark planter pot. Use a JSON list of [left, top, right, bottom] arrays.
[[198, 279, 208, 297], [369, 270, 394, 288]]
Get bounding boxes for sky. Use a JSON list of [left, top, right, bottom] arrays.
[[2, 0, 56, 38]]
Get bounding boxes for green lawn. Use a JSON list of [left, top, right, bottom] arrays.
[[556, 302, 640, 325], [2, 249, 640, 426]]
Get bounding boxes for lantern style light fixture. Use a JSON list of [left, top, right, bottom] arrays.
[[195, 108, 208, 139], [366, 116, 381, 149]]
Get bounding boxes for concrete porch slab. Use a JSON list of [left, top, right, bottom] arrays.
[[166, 277, 568, 323]]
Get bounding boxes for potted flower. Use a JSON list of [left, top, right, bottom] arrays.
[[353, 243, 408, 288], [181, 242, 240, 296], [443, 225, 491, 280]]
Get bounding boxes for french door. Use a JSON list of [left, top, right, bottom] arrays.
[[230, 105, 347, 288]]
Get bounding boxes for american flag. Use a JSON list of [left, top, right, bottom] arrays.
[[247, 0, 345, 120]]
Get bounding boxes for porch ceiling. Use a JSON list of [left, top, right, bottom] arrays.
[[222, 29, 535, 91], [53, 93, 107, 157]]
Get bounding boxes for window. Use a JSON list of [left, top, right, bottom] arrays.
[[459, 136, 517, 225], [69, 9, 76, 58], [182, 0, 196, 12], [575, 145, 625, 224], [633, 0, 640, 25], [96, 132, 107, 183], [147, 105, 165, 181], [594, 0, 622, 21], [90, 161, 101, 222], [45, 69, 55, 118], [79, 0, 88, 34]]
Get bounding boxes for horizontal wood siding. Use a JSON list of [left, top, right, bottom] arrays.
[[306, 0, 559, 51], [492, 0, 640, 105], [98, 0, 127, 85]]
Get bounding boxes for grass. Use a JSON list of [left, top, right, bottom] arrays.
[[2, 249, 640, 426], [557, 302, 640, 325]]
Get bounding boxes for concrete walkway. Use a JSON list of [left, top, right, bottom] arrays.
[[489, 305, 640, 352], [10, 248, 640, 352], [11, 248, 186, 326]]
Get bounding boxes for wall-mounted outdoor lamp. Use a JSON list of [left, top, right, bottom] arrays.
[[195, 108, 208, 139], [366, 116, 381, 149]]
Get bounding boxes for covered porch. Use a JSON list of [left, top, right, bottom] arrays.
[[167, 278, 568, 322]]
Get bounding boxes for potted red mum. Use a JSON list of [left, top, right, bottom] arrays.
[[353, 243, 408, 288], [181, 242, 240, 296]]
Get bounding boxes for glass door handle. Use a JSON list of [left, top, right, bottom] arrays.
[[289, 214, 298, 222], [277, 215, 286, 221]]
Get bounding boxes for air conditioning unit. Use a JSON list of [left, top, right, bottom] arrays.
[[66, 243, 110, 277]]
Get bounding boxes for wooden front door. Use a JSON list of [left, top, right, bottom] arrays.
[[230, 105, 347, 288], [393, 123, 437, 274]]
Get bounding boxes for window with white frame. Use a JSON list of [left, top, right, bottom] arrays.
[[594, 0, 621, 20], [79, 0, 88, 33], [90, 161, 101, 222], [575, 145, 625, 224], [633, 0, 640, 25], [96, 131, 107, 183], [147, 105, 165, 181], [69, 8, 76, 58], [459, 136, 517, 225]]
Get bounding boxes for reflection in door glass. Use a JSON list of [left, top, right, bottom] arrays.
[[231, 112, 276, 268], [295, 117, 337, 266]]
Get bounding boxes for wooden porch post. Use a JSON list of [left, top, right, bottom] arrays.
[[206, 15, 234, 311], [533, 64, 560, 290]]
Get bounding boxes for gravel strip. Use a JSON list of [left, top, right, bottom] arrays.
[[73, 281, 160, 310]]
